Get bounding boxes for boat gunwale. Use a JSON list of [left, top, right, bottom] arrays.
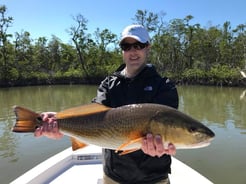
[[10, 146, 214, 184]]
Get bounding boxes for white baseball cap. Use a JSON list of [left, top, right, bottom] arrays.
[[120, 24, 150, 44]]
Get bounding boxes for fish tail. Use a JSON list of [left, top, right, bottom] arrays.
[[12, 106, 41, 132]]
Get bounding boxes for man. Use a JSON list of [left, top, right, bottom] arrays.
[[35, 24, 179, 184]]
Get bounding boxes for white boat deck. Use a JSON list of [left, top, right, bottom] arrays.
[[11, 146, 213, 184]]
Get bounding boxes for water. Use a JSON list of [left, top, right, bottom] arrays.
[[0, 85, 246, 184], [176, 86, 246, 184]]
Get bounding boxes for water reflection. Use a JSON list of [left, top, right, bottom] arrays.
[[0, 118, 18, 162], [178, 85, 246, 131], [240, 89, 246, 100]]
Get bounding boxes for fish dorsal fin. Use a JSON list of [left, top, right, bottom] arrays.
[[56, 103, 111, 119], [70, 137, 88, 151]]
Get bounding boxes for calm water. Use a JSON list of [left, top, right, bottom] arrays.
[[0, 85, 246, 184]]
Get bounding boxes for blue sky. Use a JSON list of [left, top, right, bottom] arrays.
[[2, 0, 246, 43]]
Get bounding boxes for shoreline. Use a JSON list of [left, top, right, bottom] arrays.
[[1, 77, 246, 88]]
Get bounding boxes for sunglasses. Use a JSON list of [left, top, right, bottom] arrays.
[[120, 42, 149, 51]]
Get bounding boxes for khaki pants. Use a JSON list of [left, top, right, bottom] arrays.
[[98, 174, 170, 184]]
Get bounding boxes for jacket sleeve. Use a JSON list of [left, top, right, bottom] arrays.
[[153, 77, 179, 109], [92, 77, 110, 106]]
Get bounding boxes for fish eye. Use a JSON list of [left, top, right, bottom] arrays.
[[189, 126, 197, 133]]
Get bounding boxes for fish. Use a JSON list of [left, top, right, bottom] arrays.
[[12, 103, 215, 155]]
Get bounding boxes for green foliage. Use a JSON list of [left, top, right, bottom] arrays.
[[0, 6, 246, 87], [182, 68, 206, 80], [180, 65, 240, 86], [207, 65, 240, 85], [209, 65, 238, 79], [55, 69, 82, 78], [8, 68, 19, 81]]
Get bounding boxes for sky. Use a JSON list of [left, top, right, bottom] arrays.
[[1, 0, 246, 43]]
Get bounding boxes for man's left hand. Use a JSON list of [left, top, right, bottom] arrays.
[[141, 133, 176, 157]]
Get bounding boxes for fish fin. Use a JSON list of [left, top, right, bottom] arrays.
[[115, 137, 143, 153], [12, 106, 41, 132], [71, 137, 88, 151], [56, 103, 111, 119], [119, 148, 139, 155]]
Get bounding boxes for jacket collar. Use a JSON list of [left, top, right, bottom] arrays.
[[113, 64, 159, 80]]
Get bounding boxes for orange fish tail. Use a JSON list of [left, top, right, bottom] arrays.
[[12, 106, 41, 132]]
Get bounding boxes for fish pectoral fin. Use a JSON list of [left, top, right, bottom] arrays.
[[119, 148, 139, 155], [115, 137, 143, 153], [70, 137, 88, 151]]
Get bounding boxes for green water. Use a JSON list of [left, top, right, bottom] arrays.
[[0, 85, 246, 184]]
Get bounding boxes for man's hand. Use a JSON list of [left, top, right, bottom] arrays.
[[34, 112, 63, 139], [141, 133, 176, 157]]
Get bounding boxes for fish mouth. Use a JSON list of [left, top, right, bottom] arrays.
[[178, 137, 214, 149], [191, 141, 211, 149], [191, 137, 214, 149]]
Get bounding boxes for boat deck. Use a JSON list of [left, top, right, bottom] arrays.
[[11, 146, 213, 184]]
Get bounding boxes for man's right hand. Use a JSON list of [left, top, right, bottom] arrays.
[[34, 112, 63, 139]]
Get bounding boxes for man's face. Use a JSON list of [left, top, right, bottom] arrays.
[[121, 38, 150, 73]]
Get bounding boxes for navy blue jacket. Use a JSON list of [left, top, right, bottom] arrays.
[[93, 64, 179, 184]]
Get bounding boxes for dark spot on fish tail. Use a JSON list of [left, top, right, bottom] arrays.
[[36, 116, 43, 123], [35, 116, 43, 129]]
